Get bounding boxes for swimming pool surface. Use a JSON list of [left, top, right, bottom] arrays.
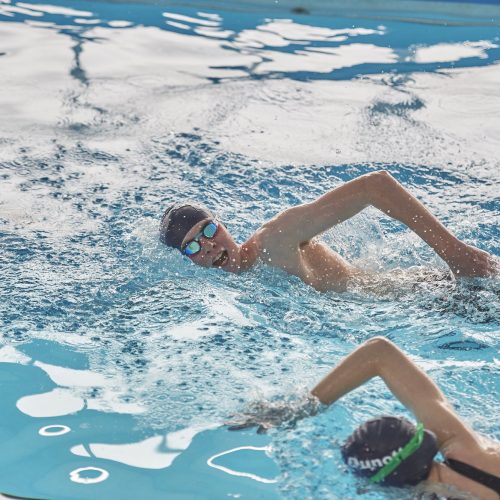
[[0, 0, 499, 498]]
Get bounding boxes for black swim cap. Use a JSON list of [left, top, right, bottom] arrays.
[[159, 203, 213, 251], [341, 416, 438, 487]]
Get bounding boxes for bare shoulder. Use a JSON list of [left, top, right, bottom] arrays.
[[242, 229, 263, 253], [251, 212, 287, 246], [260, 207, 296, 229], [239, 216, 303, 269], [260, 205, 313, 244], [241, 223, 286, 262]]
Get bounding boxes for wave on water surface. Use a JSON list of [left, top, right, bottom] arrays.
[[0, 0, 499, 498]]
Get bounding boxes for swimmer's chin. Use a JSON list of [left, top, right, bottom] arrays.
[[220, 259, 245, 274], [212, 243, 257, 274], [217, 257, 253, 275], [209, 250, 240, 274]]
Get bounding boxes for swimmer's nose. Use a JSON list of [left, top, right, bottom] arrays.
[[202, 239, 215, 254]]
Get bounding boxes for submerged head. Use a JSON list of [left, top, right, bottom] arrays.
[[159, 203, 241, 272], [341, 416, 438, 487]]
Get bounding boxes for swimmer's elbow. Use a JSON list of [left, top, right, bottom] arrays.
[[370, 169, 393, 181], [365, 170, 399, 201], [363, 336, 399, 363], [364, 336, 394, 349], [365, 170, 394, 194]]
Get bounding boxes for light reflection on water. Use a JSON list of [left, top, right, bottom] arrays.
[[0, 0, 499, 499], [1, 0, 500, 85]]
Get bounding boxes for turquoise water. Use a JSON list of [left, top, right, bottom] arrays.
[[1, 0, 499, 498]]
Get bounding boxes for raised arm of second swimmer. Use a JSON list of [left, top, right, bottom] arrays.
[[312, 337, 476, 449]]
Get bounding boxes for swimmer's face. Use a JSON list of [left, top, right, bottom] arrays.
[[181, 219, 241, 273]]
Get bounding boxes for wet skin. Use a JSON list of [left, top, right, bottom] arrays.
[[181, 219, 244, 274], [311, 337, 500, 500], [181, 217, 357, 292], [179, 171, 498, 292]]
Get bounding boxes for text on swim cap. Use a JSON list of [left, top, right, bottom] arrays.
[[347, 448, 403, 471]]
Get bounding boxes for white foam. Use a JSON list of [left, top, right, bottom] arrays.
[[71, 436, 181, 469], [258, 19, 384, 42], [207, 446, 277, 484], [162, 11, 219, 27], [108, 20, 133, 28], [33, 361, 109, 387], [166, 423, 217, 449]]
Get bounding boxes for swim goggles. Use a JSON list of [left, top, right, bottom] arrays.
[[182, 221, 218, 256], [370, 422, 425, 484]]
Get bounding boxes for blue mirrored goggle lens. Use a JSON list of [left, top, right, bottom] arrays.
[[203, 222, 218, 238], [182, 221, 218, 256], [184, 240, 201, 256]]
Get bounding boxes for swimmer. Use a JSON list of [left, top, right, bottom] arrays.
[[227, 337, 500, 499], [159, 170, 498, 292]]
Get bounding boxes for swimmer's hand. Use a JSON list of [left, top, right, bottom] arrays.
[[226, 394, 321, 434], [448, 242, 499, 278]]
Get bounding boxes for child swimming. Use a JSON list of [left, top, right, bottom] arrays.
[[159, 170, 498, 292]]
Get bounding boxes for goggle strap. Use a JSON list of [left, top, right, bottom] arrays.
[[369, 422, 425, 484]]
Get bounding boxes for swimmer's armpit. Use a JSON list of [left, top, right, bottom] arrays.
[[226, 394, 321, 433]]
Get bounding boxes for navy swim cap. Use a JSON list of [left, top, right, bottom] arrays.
[[341, 416, 438, 487], [159, 203, 213, 251]]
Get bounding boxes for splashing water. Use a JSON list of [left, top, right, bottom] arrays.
[[0, 0, 499, 498]]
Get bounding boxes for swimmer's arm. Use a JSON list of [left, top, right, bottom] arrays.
[[280, 170, 494, 276], [311, 337, 477, 448], [284, 170, 459, 254]]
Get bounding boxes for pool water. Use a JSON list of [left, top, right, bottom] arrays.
[[0, 0, 499, 498]]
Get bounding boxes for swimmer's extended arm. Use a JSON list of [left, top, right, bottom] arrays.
[[311, 337, 477, 448], [278, 170, 495, 277]]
